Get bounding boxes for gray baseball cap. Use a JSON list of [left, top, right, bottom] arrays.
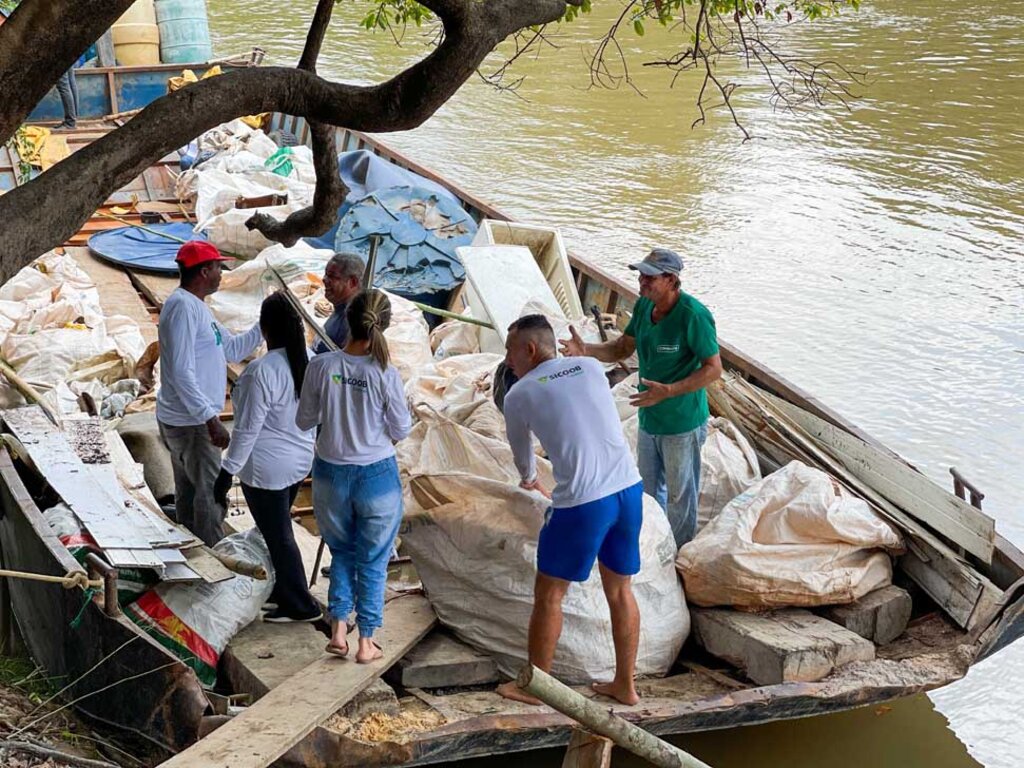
[[628, 248, 683, 276]]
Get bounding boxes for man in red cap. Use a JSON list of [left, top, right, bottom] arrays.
[[157, 241, 263, 546]]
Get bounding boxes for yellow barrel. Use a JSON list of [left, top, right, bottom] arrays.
[[111, 0, 161, 66]]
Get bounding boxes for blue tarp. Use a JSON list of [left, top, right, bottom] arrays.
[[334, 185, 475, 299], [304, 149, 463, 252], [88, 223, 207, 274]]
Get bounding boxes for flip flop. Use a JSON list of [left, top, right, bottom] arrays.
[[356, 639, 384, 664], [325, 640, 349, 658]]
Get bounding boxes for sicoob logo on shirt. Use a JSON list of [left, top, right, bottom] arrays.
[[537, 364, 583, 384], [331, 373, 368, 389]]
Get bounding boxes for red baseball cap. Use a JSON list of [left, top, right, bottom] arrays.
[[176, 240, 230, 268]]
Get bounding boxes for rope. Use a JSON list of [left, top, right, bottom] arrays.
[[0, 568, 103, 590]]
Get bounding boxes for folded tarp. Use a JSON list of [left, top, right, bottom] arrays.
[[304, 149, 462, 252]]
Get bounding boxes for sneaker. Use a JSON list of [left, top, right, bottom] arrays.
[[261, 602, 279, 612], [263, 608, 323, 624]]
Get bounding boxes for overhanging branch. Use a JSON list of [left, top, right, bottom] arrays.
[[0, 0, 576, 269]]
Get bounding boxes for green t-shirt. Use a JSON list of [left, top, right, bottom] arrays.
[[624, 293, 719, 435]]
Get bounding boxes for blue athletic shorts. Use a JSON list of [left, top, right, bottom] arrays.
[[536, 481, 643, 582]]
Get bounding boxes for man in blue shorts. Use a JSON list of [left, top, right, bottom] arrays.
[[496, 314, 644, 706]]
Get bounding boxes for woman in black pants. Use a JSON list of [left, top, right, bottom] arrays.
[[215, 292, 321, 622]]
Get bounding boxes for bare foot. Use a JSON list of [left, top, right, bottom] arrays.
[[356, 637, 384, 664], [591, 680, 640, 706], [496, 680, 543, 706]]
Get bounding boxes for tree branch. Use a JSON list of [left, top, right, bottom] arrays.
[[247, 0, 348, 248], [298, 0, 338, 72], [244, 121, 348, 246], [0, 0, 575, 269]]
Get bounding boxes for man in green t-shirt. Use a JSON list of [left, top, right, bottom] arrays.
[[561, 248, 722, 547]]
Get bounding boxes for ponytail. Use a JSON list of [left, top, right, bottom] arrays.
[[346, 289, 392, 370], [260, 291, 308, 398]]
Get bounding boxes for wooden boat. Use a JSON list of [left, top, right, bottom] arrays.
[[1, 99, 1023, 765]]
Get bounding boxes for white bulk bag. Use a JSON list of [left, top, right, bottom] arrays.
[[677, 461, 904, 609], [696, 416, 761, 530], [403, 473, 689, 684]]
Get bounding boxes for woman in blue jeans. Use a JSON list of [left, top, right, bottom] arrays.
[[296, 289, 412, 663]]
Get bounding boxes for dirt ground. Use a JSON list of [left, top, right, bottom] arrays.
[[0, 654, 129, 768]]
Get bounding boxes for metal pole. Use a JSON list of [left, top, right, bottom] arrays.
[[84, 553, 120, 617]]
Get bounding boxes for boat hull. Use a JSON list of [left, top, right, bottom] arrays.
[[0, 451, 207, 754]]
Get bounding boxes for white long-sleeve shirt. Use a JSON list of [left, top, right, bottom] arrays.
[[296, 351, 412, 466], [156, 288, 263, 427], [221, 348, 316, 490], [504, 356, 641, 508]]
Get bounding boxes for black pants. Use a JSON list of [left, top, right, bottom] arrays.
[[241, 481, 320, 617]]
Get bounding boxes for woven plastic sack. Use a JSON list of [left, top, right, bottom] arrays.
[[676, 461, 904, 609], [696, 417, 761, 530], [403, 474, 688, 684], [125, 528, 274, 686]]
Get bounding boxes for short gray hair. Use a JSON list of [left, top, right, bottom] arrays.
[[327, 251, 365, 280]]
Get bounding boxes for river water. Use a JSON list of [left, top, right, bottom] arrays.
[[209, 1, 1023, 764]]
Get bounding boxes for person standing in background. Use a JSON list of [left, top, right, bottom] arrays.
[[298, 289, 411, 663], [561, 248, 722, 548], [157, 241, 262, 547], [314, 252, 365, 353], [215, 292, 321, 623]]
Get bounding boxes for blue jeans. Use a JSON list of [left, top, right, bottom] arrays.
[[637, 421, 708, 549], [312, 455, 402, 637]]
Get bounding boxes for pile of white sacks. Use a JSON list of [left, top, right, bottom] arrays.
[[0, 251, 146, 415]]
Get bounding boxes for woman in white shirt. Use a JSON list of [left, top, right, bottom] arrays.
[[297, 289, 412, 662], [215, 292, 320, 623]]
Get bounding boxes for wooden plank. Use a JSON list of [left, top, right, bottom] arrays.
[[692, 608, 875, 686], [182, 545, 234, 583], [65, 247, 159, 344], [158, 594, 436, 768], [562, 728, 613, 768], [764, 391, 995, 563], [128, 270, 178, 308], [393, 629, 499, 688]]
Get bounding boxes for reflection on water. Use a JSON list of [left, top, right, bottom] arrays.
[[456, 694, 981, 768], [209, 0, 1023, 764]]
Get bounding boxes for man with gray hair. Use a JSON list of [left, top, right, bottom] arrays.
[[561, 248, 722, 548], [315, 252, 365, 353]]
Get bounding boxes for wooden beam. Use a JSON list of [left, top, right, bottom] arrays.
[[517, 666, 711, 768], [764, 391, 995, 563], [562, 728, 613, 768], [65, 248, 158, 344], [157, 594, 436, 768]]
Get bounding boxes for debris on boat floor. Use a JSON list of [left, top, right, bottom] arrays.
[[324, 697, 446, 744]]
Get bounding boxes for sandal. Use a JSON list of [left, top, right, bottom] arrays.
[[325, 640, 349, 658], [356, 639, 384, 664]]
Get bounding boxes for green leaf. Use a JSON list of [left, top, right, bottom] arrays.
[[634, 18, 645, 36]]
